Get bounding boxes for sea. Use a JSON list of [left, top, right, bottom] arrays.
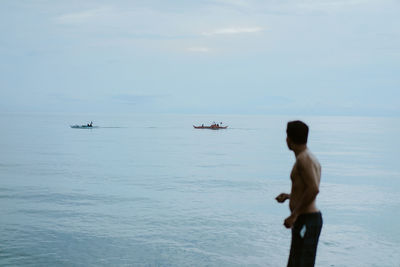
[[0, 113, 399, 266]]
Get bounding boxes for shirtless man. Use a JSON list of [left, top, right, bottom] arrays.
[[276, 120, 323, 267]]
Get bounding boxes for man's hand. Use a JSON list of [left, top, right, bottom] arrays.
[[275, 193, 290, 203], [284, 214, 297, 229]]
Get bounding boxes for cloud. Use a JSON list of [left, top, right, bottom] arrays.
[[202, 27, 264, 36], [56, 7, 112, 24], [212, 0, 250, 8], [187, 47, 210, 52]]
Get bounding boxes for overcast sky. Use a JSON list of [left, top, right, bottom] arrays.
[[0, 0, 399, 115]]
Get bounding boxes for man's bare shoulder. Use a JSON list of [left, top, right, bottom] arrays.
[[296, 150, 321, 171]]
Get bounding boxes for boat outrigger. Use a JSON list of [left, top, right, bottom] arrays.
[[193, 123, 228, 130]]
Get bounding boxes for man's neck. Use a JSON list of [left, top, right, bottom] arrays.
[[292, 145, 307, 157]]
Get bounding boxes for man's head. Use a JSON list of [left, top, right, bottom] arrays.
[[286, 120, 309, 150]]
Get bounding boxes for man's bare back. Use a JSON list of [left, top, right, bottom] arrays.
[[276, 148, 321, 228], [289, 149, 321, 215]]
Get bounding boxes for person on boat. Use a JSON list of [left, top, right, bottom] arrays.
[[275, 120, 322, 267], [216, 124, 219, 127]]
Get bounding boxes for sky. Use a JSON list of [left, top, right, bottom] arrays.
[[0, 0, 399, 116]]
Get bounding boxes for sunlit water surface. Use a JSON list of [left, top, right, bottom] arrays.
[[0, 113, 399, 266]]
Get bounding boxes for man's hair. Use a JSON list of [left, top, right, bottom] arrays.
[[286, 120, 309, 144]]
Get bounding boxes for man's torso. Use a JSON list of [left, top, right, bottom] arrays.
[[289, 149, 321, 214]]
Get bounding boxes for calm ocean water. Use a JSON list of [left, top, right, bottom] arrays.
[[0, 113, 399, 266]]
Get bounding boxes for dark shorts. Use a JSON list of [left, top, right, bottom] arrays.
[[287, 212, 323, 267]]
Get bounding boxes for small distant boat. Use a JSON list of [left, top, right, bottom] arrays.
[[70, 121, 98, 129], [193, 124, 228, 130], [70, 125, 99, 129]]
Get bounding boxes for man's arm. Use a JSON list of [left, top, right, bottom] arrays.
[[275, 193, 290, 203], [284, 157, 319, 228]]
